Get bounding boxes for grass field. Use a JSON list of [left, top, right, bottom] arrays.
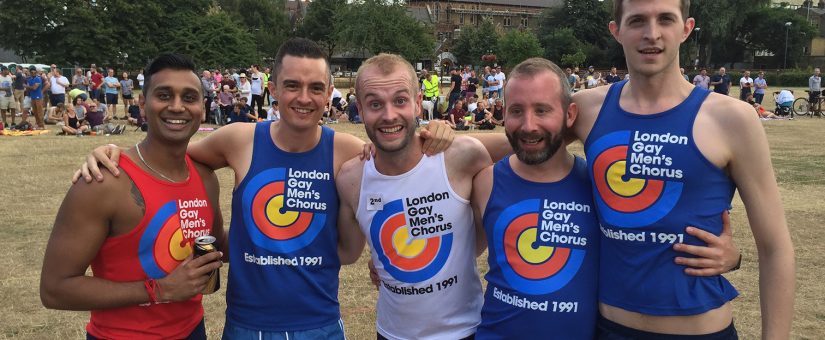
[[1, 90, 824, 339]]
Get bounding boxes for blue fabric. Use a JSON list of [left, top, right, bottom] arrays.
[[476, 156, 599, 339], [27, 76, 43, 99], [225, 122, 341, 331], [584, 80, 738, 316], [222, 318, 345, 340]]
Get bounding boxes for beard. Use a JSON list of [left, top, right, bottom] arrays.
[[506, 121, 566, 165], [365, 118, 417, 154]]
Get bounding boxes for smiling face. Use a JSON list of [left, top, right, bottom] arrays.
[[357, 64, 420, 154], [140, 69, 203, 144], [609, 0, 693, 78], [504, 70, 575, 165], [271, 55, 331, 131]]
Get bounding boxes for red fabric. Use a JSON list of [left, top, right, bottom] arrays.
[[86, 154, 213, 340], [91, 73, 103, 90]]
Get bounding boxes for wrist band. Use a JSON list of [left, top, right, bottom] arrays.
[[729, 254, 743, 272], [144, 279, 157, 304]]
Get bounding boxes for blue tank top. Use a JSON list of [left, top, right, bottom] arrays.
[[477, 156, 599, 339], [584, 80, 738, 316], [226, 122, 341, 330]]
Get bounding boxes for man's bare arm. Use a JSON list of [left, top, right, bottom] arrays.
[[195, 162, 229, 262], [335, 158, 366, 265], [40, 172, 222, 310], [725, 102, 795, 338], [471, 165, 495, 257]]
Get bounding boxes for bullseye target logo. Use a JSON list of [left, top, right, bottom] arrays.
[[139, 201, 192, 279], [370, 199, 452, 283], [242, 168, 327, 253], [492, 199, 585, 295], [587, 130, 684, 228]]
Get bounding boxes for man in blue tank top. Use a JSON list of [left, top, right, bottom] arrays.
[[572, 0, 794, 338], [471, 58, 601, 339]]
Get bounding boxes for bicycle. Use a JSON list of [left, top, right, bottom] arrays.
[[792, 90, 825, 118]]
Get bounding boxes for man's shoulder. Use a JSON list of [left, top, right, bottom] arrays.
[[703, 92, 756, 122]]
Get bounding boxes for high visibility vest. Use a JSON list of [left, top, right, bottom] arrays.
[[423, 75, 440, 98]]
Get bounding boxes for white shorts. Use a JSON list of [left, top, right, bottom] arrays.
[[0, 96, 13, 110]]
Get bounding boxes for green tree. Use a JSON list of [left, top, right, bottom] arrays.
[[451, 19, 499, 66], [737, 7, 816, 68], [335, 0, 434, 62], [217, 0, 291, 60], [297, 0, 347, 58], [541, 28, 583, 67], [539, 0, 611, 52], [497, 30, 544, 69], [688, 0, 771, 66]]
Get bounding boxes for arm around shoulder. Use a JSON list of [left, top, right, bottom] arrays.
[[471, 165, 495, 256], [335, 158, 367, 265], [187, 122, 253, 170]]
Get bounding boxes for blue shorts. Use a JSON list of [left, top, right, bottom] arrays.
[[50, 93, 65, 106], [596, 315, 737, 340], [105, 93, 118, 105], [222, 319, 346, 340]]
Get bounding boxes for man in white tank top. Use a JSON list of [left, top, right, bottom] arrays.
[[336, 54, 492, 340]]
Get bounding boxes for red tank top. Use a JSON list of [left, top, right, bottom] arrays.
[[86, 154, 213, 339]]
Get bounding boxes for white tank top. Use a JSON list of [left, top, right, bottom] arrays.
[[356, 152, 482, 340]]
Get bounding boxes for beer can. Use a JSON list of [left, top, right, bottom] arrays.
[[194, 235, 220, 294]]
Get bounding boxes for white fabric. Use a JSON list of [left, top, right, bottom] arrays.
[[776, 90, 794, 104], [356, 153, 482, 340], [250, 72, 263, 95], [239, 81, 252, 106], [739, 76, 753, 89], [50, 76, 69, 94]]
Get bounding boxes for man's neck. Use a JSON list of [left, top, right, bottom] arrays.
[[373, 138, 424, 176], [624, 66, 695, 114], [510, 150, 575, 183], [135, 138, 189, 180], [271, 122, 322, 153]]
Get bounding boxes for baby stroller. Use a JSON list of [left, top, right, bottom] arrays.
[[773, 90, 794, 117]]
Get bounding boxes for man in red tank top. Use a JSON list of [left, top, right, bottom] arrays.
[[40, 54, 226, 340]]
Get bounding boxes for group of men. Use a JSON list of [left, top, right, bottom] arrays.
[[42, 0, 794, 339], [566, 66, 626, 92]]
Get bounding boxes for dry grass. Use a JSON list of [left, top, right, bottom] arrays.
[[1, 113, 823, 339]]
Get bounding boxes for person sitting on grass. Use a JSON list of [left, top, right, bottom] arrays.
[[46, 103, 70, 125], [57, 101, 89, 135], [126, 97, 141, 126], [444, 98, 469, 130], [471, 99, 496, 130], [491, 98, 504, 126], [228, 99, 254, 124]]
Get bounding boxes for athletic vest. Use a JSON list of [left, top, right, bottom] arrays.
[[356, 153, 482, 340], [226, 122, 341, 331], [584, 80, 738, 316], [476, 156, 599, 340], [87, 154, 212, 339]]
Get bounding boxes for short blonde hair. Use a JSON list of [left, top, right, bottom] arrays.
[[356, 53, 418, 96]]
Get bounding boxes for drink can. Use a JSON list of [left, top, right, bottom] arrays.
[[194, 235, 220, 294]]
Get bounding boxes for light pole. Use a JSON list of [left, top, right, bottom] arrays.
[[784, 22, 792, 69], [693, 27, 701, 68]]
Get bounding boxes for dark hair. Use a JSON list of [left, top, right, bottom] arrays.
[[505, 58, 572, 113], [613, 0, 690, 26], [142, 53, 199, 94], [271, 38, 329, 83]]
